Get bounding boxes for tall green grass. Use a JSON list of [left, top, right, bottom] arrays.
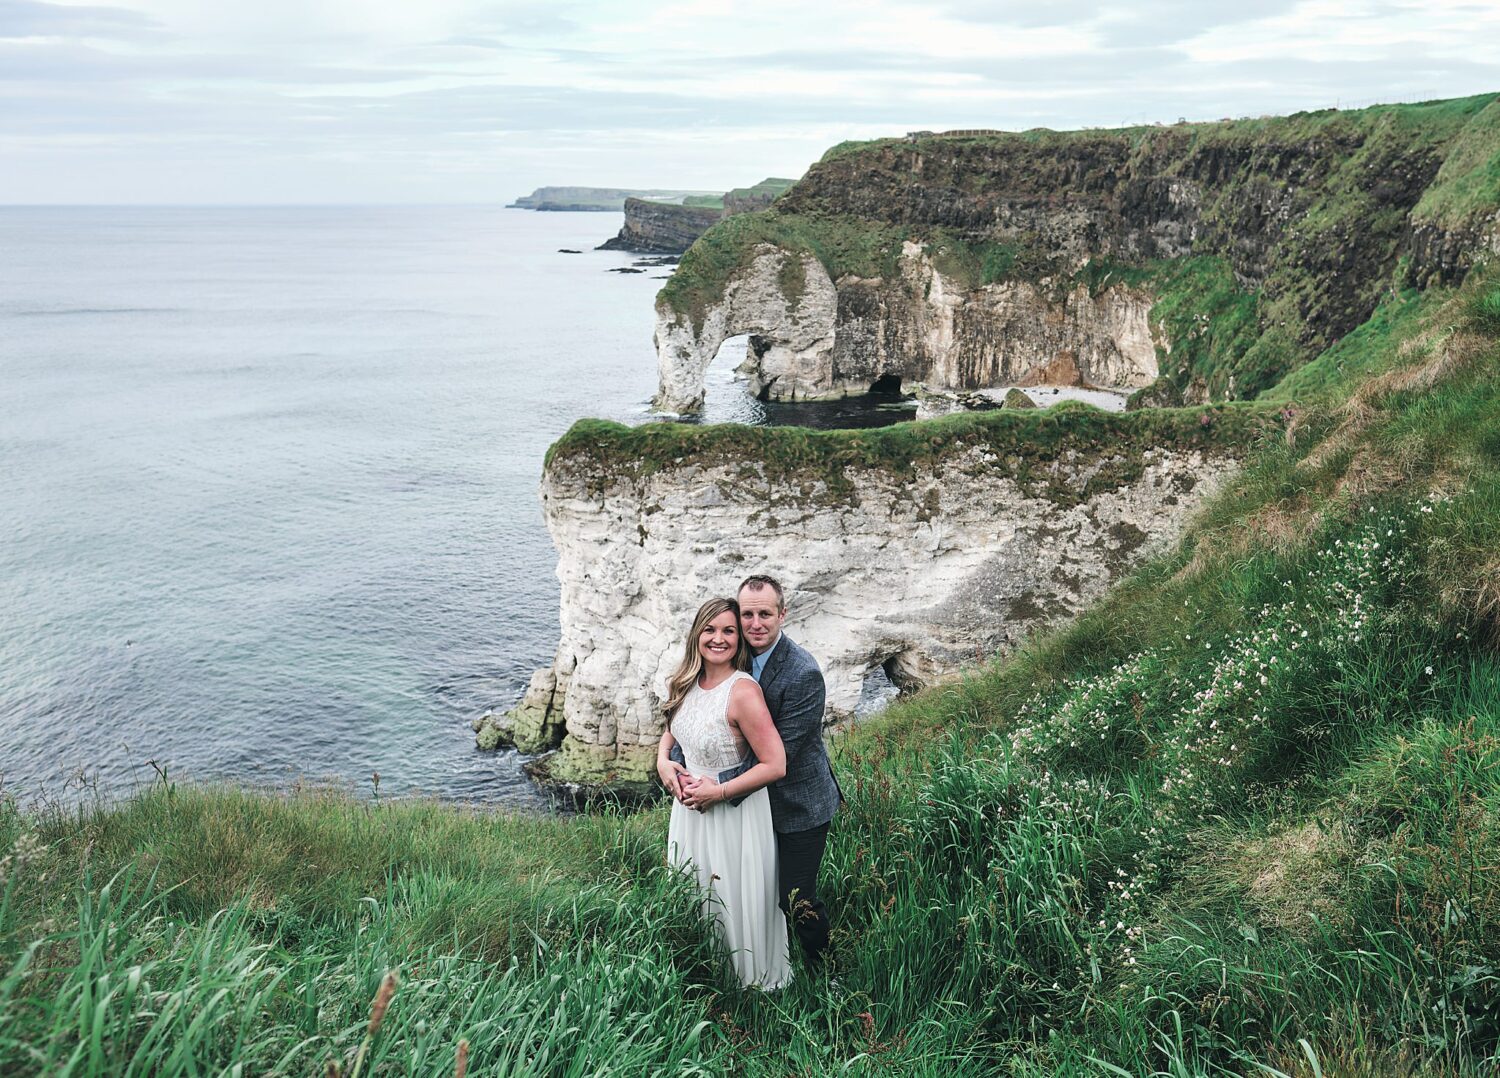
[[3, 269, 1499, 1074]]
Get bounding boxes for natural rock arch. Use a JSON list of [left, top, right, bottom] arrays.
[[652, 245, 839, 414], [652, 241, 1164, 414]]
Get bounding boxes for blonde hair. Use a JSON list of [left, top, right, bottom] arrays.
[[662, 597, 751, 721]]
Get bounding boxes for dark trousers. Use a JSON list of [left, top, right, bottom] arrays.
[[776, 822, 831, 958]]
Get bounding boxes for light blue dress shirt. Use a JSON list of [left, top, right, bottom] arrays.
[[751, 633, 782, 682]]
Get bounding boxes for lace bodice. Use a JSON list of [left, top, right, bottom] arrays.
[[671, 671, 753, 774]]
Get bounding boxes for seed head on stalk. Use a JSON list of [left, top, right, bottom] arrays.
[[348, 970, 400, 1078]]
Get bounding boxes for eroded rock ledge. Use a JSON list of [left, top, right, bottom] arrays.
[[653, 242, 1159, 414], [507, 405, 1272, 791]]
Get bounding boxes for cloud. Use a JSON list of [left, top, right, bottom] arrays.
[[938, 0, 1304, 46], [1, 0, 1498, 203], [0, 0, 159, 39], [0, 40, 442, 86]]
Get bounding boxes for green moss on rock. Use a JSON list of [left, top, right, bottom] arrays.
[[524, 739, 659, 804], [547, 401, 1277, 508], [475, 702, 564, 756]]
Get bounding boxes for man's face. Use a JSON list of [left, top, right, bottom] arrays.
[[737, 585, 785, 655]]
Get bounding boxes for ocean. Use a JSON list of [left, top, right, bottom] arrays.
[[0, 205, 911, 809]]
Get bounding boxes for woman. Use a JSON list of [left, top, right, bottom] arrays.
[[657, 597, 791, 990]]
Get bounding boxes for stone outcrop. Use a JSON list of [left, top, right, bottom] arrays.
[[655, 247, 840, 413], [599, 179, 801, 255], [472, 668, 566, 754], [652, 241, 1158, 414], [512, 410, 1263, 788], [597, 198, 724, 254]]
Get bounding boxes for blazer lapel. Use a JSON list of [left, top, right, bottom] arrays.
[[760, 634, 793, 692]]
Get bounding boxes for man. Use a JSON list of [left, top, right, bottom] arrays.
[[672, 575, 841, 962]]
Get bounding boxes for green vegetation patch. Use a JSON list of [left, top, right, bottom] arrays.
[[1263, 284, 1439, 402], [724, 177, 796, 202], [922, 230, 1034, 288], [547, 401, 1274, 506], [657, 210, 908, 334], [679, 193, 724, 209], [1411, 93, 1500, 229], [1147, 256, 1264, 400]]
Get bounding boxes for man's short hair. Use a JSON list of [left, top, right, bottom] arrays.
[[737, 574, 785, 611]]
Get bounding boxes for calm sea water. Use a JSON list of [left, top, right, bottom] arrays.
[[0, 205, 912, 809]]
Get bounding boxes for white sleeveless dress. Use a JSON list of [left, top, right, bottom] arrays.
[[667, 671, 791, 990]]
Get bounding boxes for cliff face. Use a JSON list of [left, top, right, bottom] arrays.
[[597, 198, 724, 254], [654, 241, 1159, 412], [722, 177, 797, 215], [507, 409, 1266, 789], [497, 96, 1500, 793], [598, 179, 800, 255], [654, 95, 1500, 413]]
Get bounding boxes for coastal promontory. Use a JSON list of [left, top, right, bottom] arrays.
[[598, 178, 798, 254], [653, 97, 1500, 413], [507, 185, 718, 211], [485, 94, 1500, 796]]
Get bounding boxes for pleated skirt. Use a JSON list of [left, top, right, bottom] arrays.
[[667, 785, 791, 990]]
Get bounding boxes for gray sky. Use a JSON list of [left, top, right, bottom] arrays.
[[4, 0, 1499, 204]]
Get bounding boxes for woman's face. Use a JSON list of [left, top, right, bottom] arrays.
[[697, 610, 740, 667]]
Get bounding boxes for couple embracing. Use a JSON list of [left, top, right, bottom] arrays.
[[655, 575, 840, 990]]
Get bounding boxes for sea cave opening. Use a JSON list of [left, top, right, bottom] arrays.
[[694, 333, 768, 425], [869, 373, 903, 394], [858, 650, 924, 717]]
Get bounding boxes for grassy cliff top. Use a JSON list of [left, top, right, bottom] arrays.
[[724, 176, 797, 201], [546, 400, 1276, 505], [818, 92, 1496, 175]]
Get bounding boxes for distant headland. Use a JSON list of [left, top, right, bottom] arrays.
[[597, 177, 798, 254], [506, 186, 719, 211]]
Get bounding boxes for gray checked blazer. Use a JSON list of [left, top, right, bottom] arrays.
[[671, 634, 841, 833]]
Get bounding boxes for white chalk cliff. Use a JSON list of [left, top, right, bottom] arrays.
[[513, 416, 1246, 787], [652, 241, 1160, 415], [653, 246, 839, 414]]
